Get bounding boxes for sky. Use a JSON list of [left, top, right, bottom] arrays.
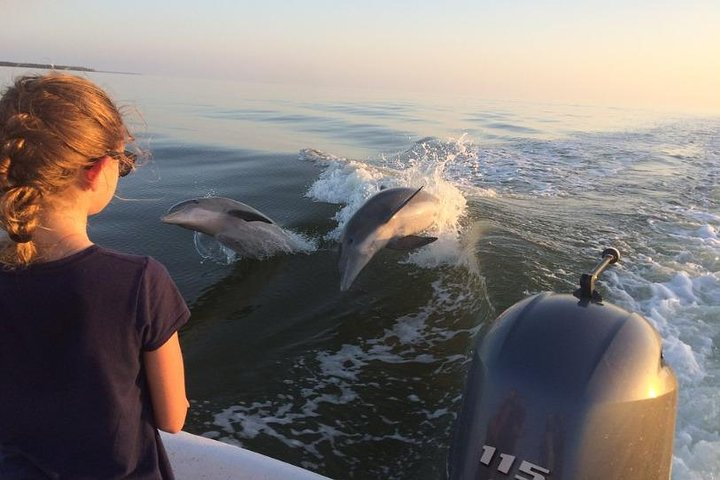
[[2, 0, 719, 113]]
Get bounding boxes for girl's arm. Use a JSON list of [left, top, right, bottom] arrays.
[[144, 332, 188, 433]]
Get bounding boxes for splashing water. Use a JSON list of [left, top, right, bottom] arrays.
[[301, 137, 476, 271], [192, 230, 318, 265]]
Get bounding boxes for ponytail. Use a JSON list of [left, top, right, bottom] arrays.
[[0, 73, 128, 267]]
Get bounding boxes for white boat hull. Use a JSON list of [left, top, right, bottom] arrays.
[[161, 431, 331, 480]]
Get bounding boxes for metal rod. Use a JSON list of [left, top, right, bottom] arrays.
[[576, 248, 620, 300]]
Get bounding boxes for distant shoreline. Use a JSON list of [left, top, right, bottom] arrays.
[[0, 61, 138, 75]]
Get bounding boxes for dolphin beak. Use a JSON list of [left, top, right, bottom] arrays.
[[160, 209, 196, 227], [338, 246, 373, 291], [339, 272, 356, 292], [160, 212, 180, 224], [162, 199, 201, 224]]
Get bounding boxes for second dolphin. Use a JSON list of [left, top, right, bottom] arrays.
[[339, 186, 439, 291], [161, 197, 303, 259]]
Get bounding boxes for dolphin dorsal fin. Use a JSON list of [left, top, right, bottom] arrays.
[[383, 186, 424, 224], [386, 235, 437, 250], [227, 209, 274, 224]]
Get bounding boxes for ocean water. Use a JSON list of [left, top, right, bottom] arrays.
[[1, 67, 718, 479]]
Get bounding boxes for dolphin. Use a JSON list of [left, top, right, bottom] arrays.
[[161, 197, 301, 259], [338, 186, 439, 291]]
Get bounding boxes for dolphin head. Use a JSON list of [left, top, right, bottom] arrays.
[[338, 238, 373, 292], [161, 198, 228, 236], [338, 217, 386, 291]]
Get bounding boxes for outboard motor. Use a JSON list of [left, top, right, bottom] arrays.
[[449, 248, 677, 480]]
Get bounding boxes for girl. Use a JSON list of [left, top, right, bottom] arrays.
[[0, 73, 190, 479]]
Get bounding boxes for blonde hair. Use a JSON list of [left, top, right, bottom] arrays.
[[0, 73, 132, 267]]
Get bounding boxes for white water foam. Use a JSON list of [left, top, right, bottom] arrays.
[[603, 206, 720, 479], [435, 121, 718, 201]]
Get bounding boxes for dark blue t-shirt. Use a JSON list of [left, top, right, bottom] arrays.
[[0, 246, 190, 479]]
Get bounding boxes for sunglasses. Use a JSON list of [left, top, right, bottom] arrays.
[[105, 150, 138, 177]]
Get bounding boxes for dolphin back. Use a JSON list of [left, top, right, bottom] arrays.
[[345, 187, 437, 233], [165, 197, 276, 223]]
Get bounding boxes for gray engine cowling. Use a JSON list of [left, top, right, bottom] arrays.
[[448, 290, 678, 480]]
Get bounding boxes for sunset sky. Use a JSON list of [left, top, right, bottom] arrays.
[[4, 0, 719, 113]]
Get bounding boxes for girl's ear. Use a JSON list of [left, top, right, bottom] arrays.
[[82, 157, 109, 190]]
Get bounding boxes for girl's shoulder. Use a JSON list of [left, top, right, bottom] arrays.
[[92, 245, 150, 266], [92, 246, 175, 283]]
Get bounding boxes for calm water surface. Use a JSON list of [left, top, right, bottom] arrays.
[[2, 68, 718, 479]]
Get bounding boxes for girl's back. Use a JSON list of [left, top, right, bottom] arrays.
[[0, 246, 188, 478]]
